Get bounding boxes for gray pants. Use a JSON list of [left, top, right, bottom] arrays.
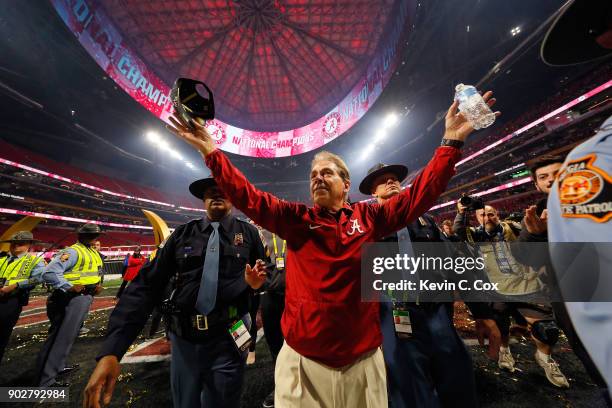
[[168, 314, 250, 408], [36, 293, 92, 386]]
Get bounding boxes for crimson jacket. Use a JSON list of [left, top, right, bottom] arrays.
[[123, 255, 146, 282], [205, 146, 460, 367]]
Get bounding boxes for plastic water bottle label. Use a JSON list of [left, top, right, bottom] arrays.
[[455, 86, 478, 103], [454, 83, 496, 129]]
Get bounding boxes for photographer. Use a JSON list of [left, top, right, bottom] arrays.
[[454, 199, 569, 387]]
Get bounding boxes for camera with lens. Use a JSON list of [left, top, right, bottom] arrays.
[[459, 194, 485, 211]]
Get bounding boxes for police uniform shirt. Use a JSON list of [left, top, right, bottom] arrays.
[[547, 115, 612, 395], [43, 247, 82, 291], [97, 214, 266, 360], [548, 114, 612, 242], [378, 214, 441, 244], [0, 252, 44, 290]]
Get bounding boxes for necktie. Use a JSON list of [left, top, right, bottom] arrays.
[[196, 222, 220, 315]]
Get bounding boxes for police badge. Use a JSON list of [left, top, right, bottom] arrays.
[[234, 233, 244, 246]]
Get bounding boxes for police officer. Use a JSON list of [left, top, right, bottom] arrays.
[[360, 163, 478, 408], [83, 178, 267, 408], [36, 223, 104, 387], [540, 1, 612, 402], [0, 231, 44, 365]]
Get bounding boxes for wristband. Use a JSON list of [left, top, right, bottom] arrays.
[[440, 138, 464, 149]]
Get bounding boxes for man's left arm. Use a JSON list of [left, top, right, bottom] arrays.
[[374, 93, 499, 238], [374, 146, 460, 239]]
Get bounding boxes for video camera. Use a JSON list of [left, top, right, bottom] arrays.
[[459, 194, 485, 211]]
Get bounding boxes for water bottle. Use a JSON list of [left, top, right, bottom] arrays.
[[454, 84, 496, 130]]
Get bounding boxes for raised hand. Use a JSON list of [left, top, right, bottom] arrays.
[[524, 205, 548, 234], [166, 114, 216, 156], [245, 259, 267, 290], [444, 91, 500, 141]]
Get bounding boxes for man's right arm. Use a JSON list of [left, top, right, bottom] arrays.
[[166, 114, 305, 239], [96, 232, 177, 361], [453, 209, 470, 241], [205, 149, 304, 238]]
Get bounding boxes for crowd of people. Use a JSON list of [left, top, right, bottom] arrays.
[[0, 88, 610, 408], [1, 3, 610, 405]]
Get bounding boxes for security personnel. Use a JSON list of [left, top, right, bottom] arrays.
[[36, 223, 104, 387], [360, 163, 477, 408], [0, 231, 44, 365], [547, 115, 612, 403], [542, 1, 612, 403], [83, 178, 267, 408], [260, 230, 286, 408]]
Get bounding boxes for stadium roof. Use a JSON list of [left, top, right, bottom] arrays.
[[99, 0, 402, 131], [1, 0, 609, 203]]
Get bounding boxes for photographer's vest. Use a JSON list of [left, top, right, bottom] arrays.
[[0, 254, 42, 287], [479, 222, 543, 296], [63, 243, 102, 285]]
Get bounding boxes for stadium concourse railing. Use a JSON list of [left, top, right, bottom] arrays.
[[39, 245, 157, 278], [0, 141, 205, 214], [100, 245, 157, 278]]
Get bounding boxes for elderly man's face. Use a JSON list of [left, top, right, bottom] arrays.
[[203, 185, 232, 218], [371, 172, 401, 202], [476, 206, 499, 232], [310, 160, 349, 209], [9, 242, 30, 256], [534, 163, 562, 195]]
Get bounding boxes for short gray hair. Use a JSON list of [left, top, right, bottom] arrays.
[[311, 151, 350, 182]]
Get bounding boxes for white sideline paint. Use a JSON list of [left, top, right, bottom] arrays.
[[121, 328, 266, 364]]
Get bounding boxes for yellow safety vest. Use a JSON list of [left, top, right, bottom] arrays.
[[0, 254, 42, 287], [63, 243, 102, 285]]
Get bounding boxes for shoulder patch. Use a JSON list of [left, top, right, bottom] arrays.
[[60, 252, 70, 262], [557, 154, 611, 223]]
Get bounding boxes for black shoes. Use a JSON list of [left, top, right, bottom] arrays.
[[262, 390, 274, 408], [58, 364, 80, 376]]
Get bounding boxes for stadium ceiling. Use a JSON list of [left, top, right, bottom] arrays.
[[98, 0, 407, 132], [1, 0, 602, 202]]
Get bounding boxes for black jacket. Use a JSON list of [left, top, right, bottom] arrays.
[[97, 214, 266, 360]]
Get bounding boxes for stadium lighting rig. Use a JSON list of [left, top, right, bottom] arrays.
[[383, 112, 398, 129], [157, 139, 170, 150], [146, 131, 161, 143], [169, 149, 183, 160], [510, 26, 521, 36], [360, 111, 399, 161], [373, 129, 387, 143], [146, 130, 198, 170], [360, 149, 372, 161]]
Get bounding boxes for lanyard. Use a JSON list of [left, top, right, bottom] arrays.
[[272, 234, 286, 256]]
